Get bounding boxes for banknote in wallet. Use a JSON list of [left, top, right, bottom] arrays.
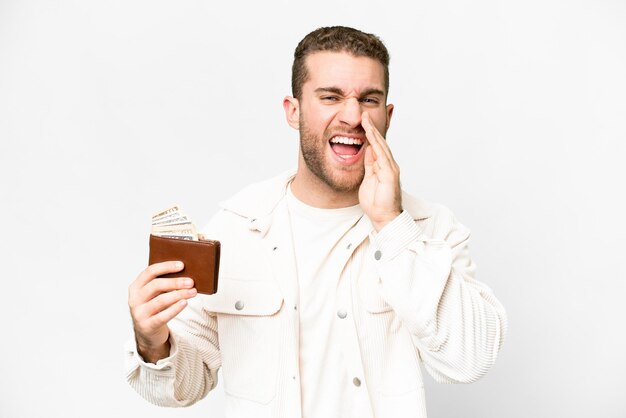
[[149, 205, 220, 295]]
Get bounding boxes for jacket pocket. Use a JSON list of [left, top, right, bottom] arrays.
[[363, 277, 393, 314], [364, 291, 394, 313], [204, 278, 284, 404], [361, 284, 424, 395]]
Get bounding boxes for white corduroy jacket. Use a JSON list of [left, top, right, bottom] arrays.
[[125, 170, 507, 418]]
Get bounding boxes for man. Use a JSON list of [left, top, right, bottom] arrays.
[[126, 26, 507, 418]]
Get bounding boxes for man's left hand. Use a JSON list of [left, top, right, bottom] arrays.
[[359, 111, 402, 232]]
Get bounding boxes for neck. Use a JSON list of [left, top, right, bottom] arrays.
[[291, 163, 359, 209]]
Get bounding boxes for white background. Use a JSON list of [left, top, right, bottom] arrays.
[[1, 0, 625, 417]]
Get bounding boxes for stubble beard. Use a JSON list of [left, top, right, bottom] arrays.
[[298, 114, 374, 193]]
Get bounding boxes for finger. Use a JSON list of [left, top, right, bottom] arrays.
[[140, 277, 195, 303], [145, 299, 189, 331], [363, 143, 375, 178], [133, 261, 184, 289], [362, 112, 390, 161], [362, 112, 395, 164], [362, 114, 393, 171], [140, 287, 197, 318]]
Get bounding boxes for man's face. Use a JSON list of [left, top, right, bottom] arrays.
[[295, 51, 393, 193]]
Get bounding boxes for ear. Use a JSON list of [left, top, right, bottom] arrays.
[[385, 103, 394, 130], [283, 96, 300, 130]]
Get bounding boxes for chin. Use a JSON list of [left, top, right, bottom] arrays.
[[324, 165, 364, 193]]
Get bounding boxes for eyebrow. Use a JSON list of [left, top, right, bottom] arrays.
[[314, 87, 386, 98]]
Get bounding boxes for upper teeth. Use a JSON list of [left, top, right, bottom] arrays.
[[330, 136, 363, 145]]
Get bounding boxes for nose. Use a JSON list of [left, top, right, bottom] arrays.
[[337, 98, 362, 128]]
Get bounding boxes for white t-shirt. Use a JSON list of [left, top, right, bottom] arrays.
[[286, 184, 364, 418]]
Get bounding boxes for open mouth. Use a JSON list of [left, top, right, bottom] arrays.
[[329, 135, 364, 160]]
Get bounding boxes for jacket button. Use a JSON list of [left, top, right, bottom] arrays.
[[337, 309, 347, 319], [374, 250, 382, 260], [353, 377, 361, 387], [235, 300, 244, 310]]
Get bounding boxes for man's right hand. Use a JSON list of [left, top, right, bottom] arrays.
[[128, 261, 197, 363]]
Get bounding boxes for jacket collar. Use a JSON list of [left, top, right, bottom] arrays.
[[219, 168, 434, 234]]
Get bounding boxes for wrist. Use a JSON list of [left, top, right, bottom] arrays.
[[135, 329, 171, 364], [137, 339, 171, 364], [372, 210, 402, 232]]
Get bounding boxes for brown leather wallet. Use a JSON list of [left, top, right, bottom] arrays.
[[148, 234, 220, 295]]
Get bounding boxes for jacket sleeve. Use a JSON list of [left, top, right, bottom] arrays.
[[124, 302, 221, 406], [369, 208, 507, 384], [124, 214, 224, 406]]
